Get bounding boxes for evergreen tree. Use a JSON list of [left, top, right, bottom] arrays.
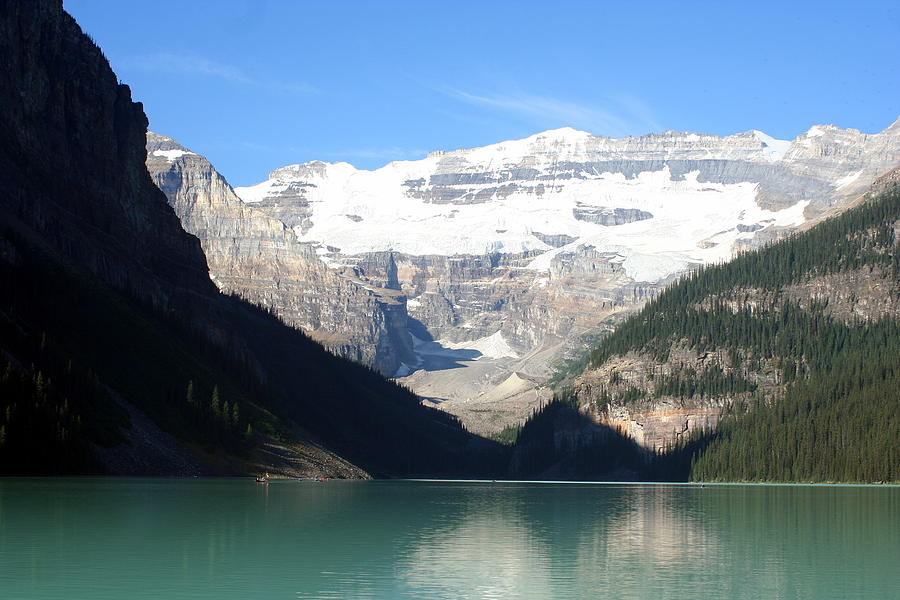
[[541, 187, 900, 483]]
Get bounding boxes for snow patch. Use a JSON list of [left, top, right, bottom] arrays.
[[234, 179, 290, 203], [807, 125, 826, 138], [314, 245, 343, 268], [834, 169, 863, 190], [751, 130, 791, 161], [526, 246, 567, 272], [441, 331, 519, 359], [152, 149, 194, 161]]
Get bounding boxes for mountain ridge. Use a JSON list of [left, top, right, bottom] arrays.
[[150, 116, 899, 434], [254, 120, 899, 176]]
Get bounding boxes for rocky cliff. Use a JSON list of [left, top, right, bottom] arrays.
[[164, 121, 897, 434], [145, 133, 414, 374], [571, 260, 900, 455], [0, 0, 485, 477], [0, 0, 213, 312]]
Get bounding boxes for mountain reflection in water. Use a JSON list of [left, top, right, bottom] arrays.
[[0, 479, 896, 599]]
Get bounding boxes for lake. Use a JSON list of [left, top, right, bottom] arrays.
[[0, 479, 897, 599]]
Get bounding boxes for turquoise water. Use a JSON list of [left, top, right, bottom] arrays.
[[0, 479, 897, 599]]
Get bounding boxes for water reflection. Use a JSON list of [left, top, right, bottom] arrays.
[[397, 483, 899, 599], [400, 490, 556, 599], [569, 486, 723, 597], [0, 480, 897, 599], [398, 484, 725, 598]]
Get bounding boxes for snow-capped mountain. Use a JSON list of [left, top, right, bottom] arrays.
[[153, 119, 900, 434], [234, 123, 897, 284]]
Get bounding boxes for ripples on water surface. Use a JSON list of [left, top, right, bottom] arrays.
[[0, 479, 897, 599]]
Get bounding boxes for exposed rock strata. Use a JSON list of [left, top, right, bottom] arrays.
[[574, 347, 760, 452], [146, 133, 414, 374], [153, 120, 899, 434]]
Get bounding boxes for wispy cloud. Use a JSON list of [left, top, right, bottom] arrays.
[[119, 53, 252, 82], [327, 147, 428, 162], [118, 52, 318, 94], [438, 87, 659, 137]]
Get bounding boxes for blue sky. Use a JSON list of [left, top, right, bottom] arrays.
[[65, 0, 898, 187]]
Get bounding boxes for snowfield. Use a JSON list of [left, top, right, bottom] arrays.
[[233, 125, 881, 283]]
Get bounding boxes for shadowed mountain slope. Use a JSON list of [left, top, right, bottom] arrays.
[[513, 177, 899, 482], [0, 0, 497, 477]]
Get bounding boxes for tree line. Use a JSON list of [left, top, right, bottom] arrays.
[[529, 187, 900, 482]]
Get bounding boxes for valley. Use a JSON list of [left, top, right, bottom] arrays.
[[1, 0, 896, 484], [148, 121, 900, 435], [3, 2, 897, 598]]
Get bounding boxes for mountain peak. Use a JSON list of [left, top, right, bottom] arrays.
[[529, 126, 594, 140], [748, 130, 791, 161], [805, 124, 839, 138], [146, 131, 195, 161]]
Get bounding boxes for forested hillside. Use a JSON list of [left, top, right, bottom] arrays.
[[516, 184, 899, 482], [0, 239, 487, 476]]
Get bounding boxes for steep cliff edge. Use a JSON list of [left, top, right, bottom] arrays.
[[145, 133, 415, 375], [0, 0, 212, 311], [0, 0, 488, 477]]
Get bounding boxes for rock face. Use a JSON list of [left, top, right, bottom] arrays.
[[574, 347, 743, 453], [570, 260, 900, 455], [0, 0, 364, 475], [146, 133, 415, 374], [575, 265, 900, 454], [0, 0, 483, 477], [162, 121, 899, 434], [0, 1, 213, 312]]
